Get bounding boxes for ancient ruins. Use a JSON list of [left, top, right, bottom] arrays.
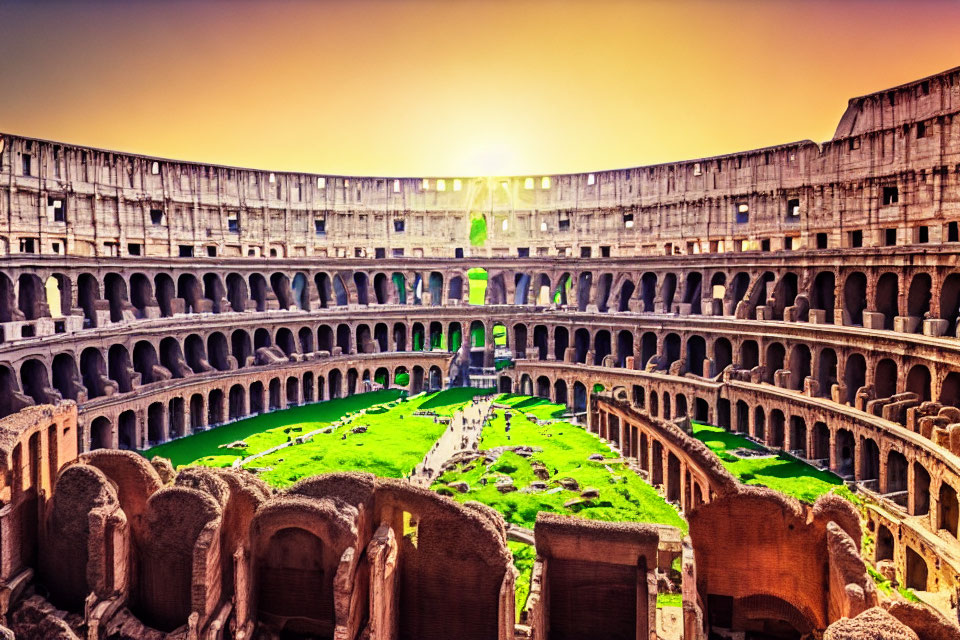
[[1, 65, 960, 638]]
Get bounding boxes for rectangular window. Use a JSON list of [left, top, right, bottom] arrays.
[[455, 247, 464, 258], [580, 246, 592, 258], [917, 122, 927, 139], [816, 233, 828, 249], [179, 245, 194, 257], [392, 248, 404, 257], [882, 186, 899, 205], [149, 208, 164, 225], [761, 238, 770, 252], [885, 228, 897, 246], [47, 197, 65, 222], [587, 173, 595, 185], [393, 179, 401, 193], [558, 212, 570, 231], [315, 217, 326, 235], [437, 179, 446, 191], [375, 247, 386, 259], [786, 198, 800, 219], [394, 218, 405, 232], [949, 221, 959, 242], [848, 137, 861, 151], [127, 243, 142, 255], [541, 176, 551, 189], [51, 242, 61, 254], [21, 154, 31, 176], [918, 226, 929, 243], [206, 246, 217, 257], [693, 162, 702, 176], [524, 177, 534, 189], [453, 178, 462, 191], [623, 212, 634, 228], [600, 245, 611, 257], [517, 247, 530, 257], [850, 230, 863, 248], [735, 202, 749, 224], [317, 176, 326, 189], [227, 212, 240, 233], [151, 161, 160, 175]]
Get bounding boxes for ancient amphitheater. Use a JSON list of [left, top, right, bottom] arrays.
[[1, 65, 960, 640]]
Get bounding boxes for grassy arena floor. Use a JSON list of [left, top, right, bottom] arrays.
[[143, 388, 489, 485], [433, 395, 686, 533], [691, 422, 857, 504]]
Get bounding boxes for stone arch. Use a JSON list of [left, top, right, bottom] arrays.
[[203, 272, 226, 313], [875, 272, 899, 330], [906, 272, 932, 327], [843, 271, 867, 326], [875, 358, 898, 399], [810, 271, 835, 323], [906, 364, 931, 402], [226, 272, 248, 312], [844, 353, 866, 405], [941, 272, 960, 336]]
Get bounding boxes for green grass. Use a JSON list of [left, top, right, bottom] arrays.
[[433, 395, 686, 533], [470, 215, 488, 247], [691, 422, 856, 504], [143, 390, 402, 467], [468, 268, 488, 305], [143, 388, 489, 488], [509, 541, 535, 617], [656, 593, 682, 608], [868, 565, 920, 601]]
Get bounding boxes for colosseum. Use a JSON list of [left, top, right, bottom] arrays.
[[1, 64, 960, 640]]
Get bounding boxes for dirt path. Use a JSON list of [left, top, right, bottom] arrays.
[[409, 395, 494, 487]]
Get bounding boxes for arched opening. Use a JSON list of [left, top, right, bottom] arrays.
[[593, 330, 611, 366], [353, 272, 369, 306], [844, 353, 867, 405], [906, 273, 932, 328], [939, 483, 959, 537], [51, 353, 81, 400], [906, 364, 931, 402], [229, 385, 245, 421], [876, 524, 894, 562], [303, 372, 315, 402], [682, 271, 703, 314], [232, 330, 253, 368], [447, 322, 462, 352], [754, 406, 766, 441], [270, 273, 293, 310], [299, 327, 315, 354], [788, 344, 811, 391], [268, 378, 282, 410], [769, 410, 785, 448], [713, 338, 732, 376], [914, 462, 931, 516], [533, 325, 548, 360], [664, 333, 681, 369], [447, 275, 463, 302], [661, 273, 677, 311], [595, 273, 613, 312], [107, 344, 135, 393], [248, 273, 268, 312], [640, 332, 657, 369], [90, 416, 112, 450], [291, 272, 310, 310], [428, 272, 443, 306], [315, 273, 332, 308], [250, 381, 265, 414], [639, 272, 657, 312], [736, 401, 749, 433], [576, 272, 593, 311], [886, 450, 908, 496], [843, 272, 867, 326], [812, 422, 830, 460], [256, 527, 336, 636], [616, 331, 633, 368], [875, 272, 899, 330], [574, 329, 590, 364], [811, 271, 835, 323], [80, 347, 110, 398], [102, 273, 128, 323], [875, 358, 898, 399], [226, 273, 248, 312], [286, 376, 299, 406], [118, 410, 137, 450], [941, 273, 960, 336], [207, 332, 230, 371], [835, 429, 855, 477], [860, 438, 880, 483], [333, 274, 349, 306], [617, 278, 635, 312], [554, 379, 568, 407], [771, 272, 798, 321], [905, 547, 928, 591], [336, 324, 351, 354], [739, 340, 759, 370], [328, 369, 342, 398], [20, 359, 53, 405], [536, 376, 551, 399], [184, 334, 209, 374], [393, 323, 407, 352], [168, 397, 185, 439], [177, 274, 203, 314], [764, 343, 785, 384], [373, 273, 389, 304], [77, 273, 101, 327], [554, 327, 569, 362], [686, 335, 706, 376], [573, 381, 587, 414], [789, 416, 806, 456], [203, 273, 225, 313]]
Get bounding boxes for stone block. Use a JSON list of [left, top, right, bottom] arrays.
[[922, 318, 948, 337], [893, 315, 920, 333], [862, 311, 886, 329]]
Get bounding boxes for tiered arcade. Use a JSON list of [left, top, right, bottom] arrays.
[[1, 66, 960, 639]]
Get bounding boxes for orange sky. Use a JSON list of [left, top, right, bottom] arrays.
[[1, 0, 959, 177]]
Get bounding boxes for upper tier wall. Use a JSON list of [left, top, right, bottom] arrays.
[[3, 66, 960, 259]]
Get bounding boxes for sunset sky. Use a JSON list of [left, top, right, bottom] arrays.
[[1, 0, 958, 177]]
